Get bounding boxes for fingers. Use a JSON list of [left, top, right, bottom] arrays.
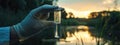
[[55, 7, 64, 11], [31, 4, 57, 14], [41, 4, 59, 10], [30, 4, 64, 16], [40, 4, 59, 13], [39, 4, 64, 12]]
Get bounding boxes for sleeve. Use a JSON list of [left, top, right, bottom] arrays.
[[0, 27, 10, 45]]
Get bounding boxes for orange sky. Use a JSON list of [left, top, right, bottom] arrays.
[[58, 0, 120, 18], [64, 7, 92, 18]]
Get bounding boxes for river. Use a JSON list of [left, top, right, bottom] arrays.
[[57, 25, 109, 45]]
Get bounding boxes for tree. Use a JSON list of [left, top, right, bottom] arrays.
[[68, 12, 75, 18], [88, 11, 120, 45], [61, 9, 67, 19]]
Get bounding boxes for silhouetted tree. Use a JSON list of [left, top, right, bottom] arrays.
[[88, 11, 120, 45], [68, 12, 75, 18], [61, 9, 67, 19]]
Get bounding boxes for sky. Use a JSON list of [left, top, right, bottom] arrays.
[[57, 0, 120, 18]]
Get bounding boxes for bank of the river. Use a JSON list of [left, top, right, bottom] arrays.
[[57, 25, 101, 45]]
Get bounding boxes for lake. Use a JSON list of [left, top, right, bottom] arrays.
[[57, 25, 109, 45]]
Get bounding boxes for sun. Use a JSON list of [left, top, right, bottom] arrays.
[[80, 11, 92, 18]]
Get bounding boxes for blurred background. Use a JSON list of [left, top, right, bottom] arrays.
[[0, 0, 120, 45]]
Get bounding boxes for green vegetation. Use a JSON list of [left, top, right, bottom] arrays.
[[61, 19, 81, 26], [87, 10, 120, 45]]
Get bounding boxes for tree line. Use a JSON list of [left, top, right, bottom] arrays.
[[87, 10, 120, 45]]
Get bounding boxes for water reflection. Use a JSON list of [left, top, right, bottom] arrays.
[[66, 31, 92, 42], [57, 26, 97, 45]]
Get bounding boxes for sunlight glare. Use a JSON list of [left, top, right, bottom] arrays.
[[77, 26, 89, 30], [66, 31, 94, 43], [64, 8, 92, 18]]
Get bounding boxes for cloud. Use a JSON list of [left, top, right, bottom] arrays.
[[103, 0, 115, 4]]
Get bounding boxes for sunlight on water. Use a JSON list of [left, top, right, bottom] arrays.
[[77, 26, 89, 30], [57, 26, 97, 45], [65, 31, 96, 45]]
